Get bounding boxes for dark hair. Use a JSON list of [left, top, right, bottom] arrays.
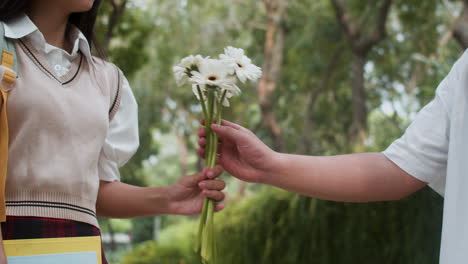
[[0, 0, 104, 55]]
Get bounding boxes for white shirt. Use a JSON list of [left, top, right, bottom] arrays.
[[384, 49, 468, 264], [2, 15, 139, 182]]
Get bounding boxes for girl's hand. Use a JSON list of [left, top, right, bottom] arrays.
[[167, 165, 226, 215], [198, 120, 279, 184]]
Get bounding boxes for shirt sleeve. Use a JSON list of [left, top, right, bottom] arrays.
[[98, 76, 139, 182], [383, 56, 460, 195]]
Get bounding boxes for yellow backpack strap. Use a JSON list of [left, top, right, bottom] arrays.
[[0, 22, 17, 222]]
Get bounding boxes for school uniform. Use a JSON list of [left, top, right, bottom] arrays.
[[0, 14, 139, 263]]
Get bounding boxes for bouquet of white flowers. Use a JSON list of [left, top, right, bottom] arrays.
[[173, 47, 262, 263]]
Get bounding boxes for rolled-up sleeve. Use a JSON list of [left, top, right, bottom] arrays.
[[98, 76, 139, 182], [383, 63, 456, 195]]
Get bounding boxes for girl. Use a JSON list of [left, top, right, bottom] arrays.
[[0, 1, 226, 263]]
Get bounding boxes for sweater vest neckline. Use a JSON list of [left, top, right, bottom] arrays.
[[17, 37, 83, 85]]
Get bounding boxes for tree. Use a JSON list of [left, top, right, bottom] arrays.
[[258, 0, 288, 151], [330, 0, 393, 143], [453, 0, 468, 48]]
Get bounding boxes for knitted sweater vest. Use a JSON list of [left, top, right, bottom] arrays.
[[4, 38, 122, 227]]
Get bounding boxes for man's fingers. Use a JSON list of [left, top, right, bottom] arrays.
[[200, 119, 218, 126], [203, 190, 225, 202], [202, 119, 247, 132], [204, 165, 223, 179], [199, 179, 226, 191], [220, 120, 246, 131], [211, 124, 243, 144]]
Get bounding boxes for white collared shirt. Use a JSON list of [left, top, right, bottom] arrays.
[[2, 15, 139, 182]]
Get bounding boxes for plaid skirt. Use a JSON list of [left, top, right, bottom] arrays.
[[1, 216, 108, 264]]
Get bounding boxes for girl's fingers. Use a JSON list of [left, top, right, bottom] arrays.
[[203, 190, 225, 202], [215, 203, 225, 212], [199, 179, 226, 190], [198, 137, 206, 147], [198, 127, 206, 137], [198, 148, 205, 158]]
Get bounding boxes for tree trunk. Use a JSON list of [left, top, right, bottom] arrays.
[[350, 53, 367, 142], [330, 0, 392, 144], [102, 0, 128, 53], [258, 0, 288, 151], [301, 47, 343, 154], [453, 0, 468, 49]]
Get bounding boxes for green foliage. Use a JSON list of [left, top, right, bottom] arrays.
[[97, 0, 462, 263], [121, 242, 193, 264], [121, 220, 198, 264], [212, 188, 443, 264], [122, 187, 443, 264], [131, 217, 155, 244]]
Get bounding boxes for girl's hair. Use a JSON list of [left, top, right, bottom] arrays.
[[0, 0, 104, 54]]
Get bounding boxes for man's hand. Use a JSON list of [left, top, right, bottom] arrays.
[[198, 120, 426, 202], [198, 120, 279, 183]]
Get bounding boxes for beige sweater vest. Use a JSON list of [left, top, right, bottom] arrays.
[[3, 38, 122, 227]]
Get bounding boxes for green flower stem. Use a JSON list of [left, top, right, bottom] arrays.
[[195, 86, 210, 255], [197, 85, 208, 119], [210, 89, 227, 170], [217, 90, 227, 125], [202, 199, 215, 263], [198, 88, 226, 264], [195, 198, 208, 252], [207, 89, 216, 168]]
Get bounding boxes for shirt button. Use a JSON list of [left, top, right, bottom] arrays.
[[54, 65, 62, 72]]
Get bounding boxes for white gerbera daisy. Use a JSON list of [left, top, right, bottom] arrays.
[[173, 55, 204, 86], [220, 90, 235, 107], [220, 46, 262, 83], [173, 66, 189, 86], [179, 55, 204, 69], [192, 84, 207, 101], [189, 59, 238, 91], [192, 84, 235, 107]]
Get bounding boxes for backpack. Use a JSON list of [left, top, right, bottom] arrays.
[[0, 22, 17, 222], [0, 22, 122, 223]]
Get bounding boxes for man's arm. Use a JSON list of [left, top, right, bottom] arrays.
[[266, 152, 426, 202], [200, 121, 427, 202]]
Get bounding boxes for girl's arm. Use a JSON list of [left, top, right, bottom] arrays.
[[96, 167, 226, 218]]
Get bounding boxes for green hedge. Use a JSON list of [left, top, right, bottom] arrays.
[[122, 187, 443, 264]]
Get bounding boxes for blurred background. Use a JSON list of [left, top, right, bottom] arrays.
[[93, 0, 466, 263]]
